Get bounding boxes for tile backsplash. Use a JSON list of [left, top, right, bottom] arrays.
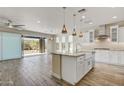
[[81, 39, 124, 50]]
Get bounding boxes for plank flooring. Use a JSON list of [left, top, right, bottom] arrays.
[[0, 54, 124, 86]]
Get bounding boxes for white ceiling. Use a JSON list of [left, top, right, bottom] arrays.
[[0, 7, 124, 34]]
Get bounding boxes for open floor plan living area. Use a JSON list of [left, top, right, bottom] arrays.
[[0, 7, 124, 86]]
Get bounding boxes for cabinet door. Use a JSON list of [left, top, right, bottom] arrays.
[[95, 50, 109, 63], [118, 27, 124, 42], [2, 32, 22, 60], [121, 52, 124, 65], [76, 60, 85, 82], [85, 58, 92, 73], [0, 32, 2, 60], [110, 25, 118, 42], [95, 51, 102, 63], [118, 51, 124, 65], [89, 31, 94, 43], [109, 51, 118, 65], [82, 32, 89, 44]]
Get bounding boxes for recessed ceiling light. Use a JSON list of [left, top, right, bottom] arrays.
[[112, 16, 117, 19], [89, 22, 93, 25], [82, 15, 86, 19], [37, 21, 41, 23]]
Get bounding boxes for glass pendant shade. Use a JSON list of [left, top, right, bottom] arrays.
[[62, 24, 68, 34], [72, 28, 76, 36], [79, 32, 83, 37], [72, 14, 77, 36], [61, 7, 68, 34]]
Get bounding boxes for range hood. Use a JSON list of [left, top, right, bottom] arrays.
[[96, 24, 109, 39]]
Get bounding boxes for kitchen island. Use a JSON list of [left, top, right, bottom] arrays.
[[52, 51, 95, 85]]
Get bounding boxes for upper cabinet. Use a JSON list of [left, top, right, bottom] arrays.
[[82, 32, 90, 43], [89, 30, 94, 43], [118, 27, 124, 42], [82, 30, 95, 44], [110, 25, 118, 42]]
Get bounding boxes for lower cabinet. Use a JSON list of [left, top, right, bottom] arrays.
[[95, 50, 109, 63], [62, 53, 94, 85], [118, 51, 124, 65], [109, 51, 118, 65], [76, 58, 85, 82], [86, 58, 93, 72], [95, 50, 124, 65]]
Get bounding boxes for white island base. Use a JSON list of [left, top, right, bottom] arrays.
[[52, 51, 95, 85]]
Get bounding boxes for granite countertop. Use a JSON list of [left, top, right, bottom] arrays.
[[51, 50, 95, 57], [94, 48, 124, 51]]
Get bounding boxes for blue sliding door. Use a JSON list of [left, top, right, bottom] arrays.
[[2, 32, 22, 60], [0, 32, 2, 60]]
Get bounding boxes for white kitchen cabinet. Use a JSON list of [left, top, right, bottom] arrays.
[[82, 32, 89, 44], [0, 32, 2, 61], [76, 56, 86, 82], [95, 50, 124, 66], [62, 56, 77, 84], [82, 30, 95, 44], [109, 51, 118, 65], [118, 27, 124, 42], [118, 51, 124, 65], [85, 58, 92, 74], [110, 25, 118, 42], [109, 51, 124, 65], [95, 50, 109, 63], [89, 30, 94, 43], [61, 53, 95, 85]]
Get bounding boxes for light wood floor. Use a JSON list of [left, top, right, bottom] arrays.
[[0, 54, 124, 86]]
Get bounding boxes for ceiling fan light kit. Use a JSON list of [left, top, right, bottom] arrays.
[[0, 18, 25, 30]]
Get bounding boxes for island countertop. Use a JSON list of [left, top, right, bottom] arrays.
[[51, 50, 95, 57]]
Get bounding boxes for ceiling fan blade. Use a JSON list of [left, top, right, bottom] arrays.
[[8, 20, 12, 23], [12, 25, 25, 27]]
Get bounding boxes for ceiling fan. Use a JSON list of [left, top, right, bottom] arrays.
[[4, 20, 25, 28]]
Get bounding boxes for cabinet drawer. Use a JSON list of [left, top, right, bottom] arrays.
[[77, 56, 85, 62]]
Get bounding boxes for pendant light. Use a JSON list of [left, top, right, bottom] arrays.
[[72, 14, 77, 36], [79, 31, 83, 37], [79, 19, 83, 37], [62, 7, 68, 34]]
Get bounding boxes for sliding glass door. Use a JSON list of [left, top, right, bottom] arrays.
[[23, 37, 40, 56], [2, 32, 22, 60], [0, 32, 2, 60]]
